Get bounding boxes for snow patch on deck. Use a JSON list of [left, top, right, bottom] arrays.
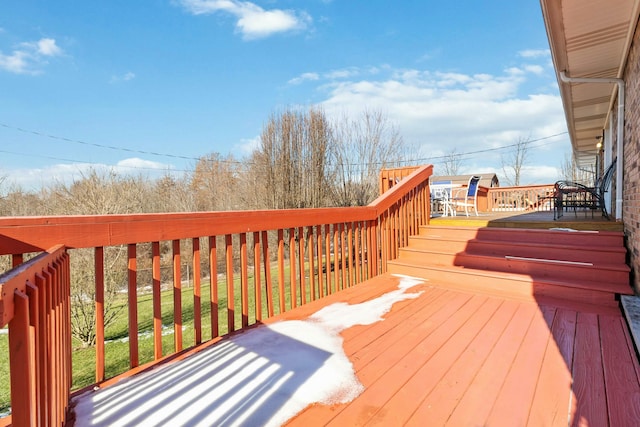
[[72, 275, 424, 426]]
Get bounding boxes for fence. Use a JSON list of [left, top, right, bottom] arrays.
[[486, 184, 556, 212]]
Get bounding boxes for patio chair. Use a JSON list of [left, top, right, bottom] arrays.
[[451, 175, 481, 217], [554, 158, 616, 220], [430, 180, 455, 216]]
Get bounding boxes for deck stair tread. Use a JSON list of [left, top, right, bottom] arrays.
[[419, 225, 625, 246], [397, 246, 630, 283], [389, 257, 632, 297], [388, 225, 633, 306], [411, 234, 626, 254], [409, 235, 626, 264]]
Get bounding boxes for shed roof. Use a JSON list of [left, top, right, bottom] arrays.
[[430, 174, 499, 188]]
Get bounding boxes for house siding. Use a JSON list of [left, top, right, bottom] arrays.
[[623, 16, 640, 293]]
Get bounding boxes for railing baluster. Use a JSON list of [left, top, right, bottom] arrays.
[[152, 241, 162, 359], [240, 233, 249, 328], [35, 274, 49, 423], [261, 230, 274, 318], [325, 224, 332, 295], [354, 222, 361, 284], [9, 290, 35, 426], [127, 244, 139, 368], [172, 240, 183, 352], [94, 246, 105, 382], [277, 229, 285, 314], [26, 282, 41, 423], [316, 226, 323, 299], [209, 236, 219, 338], [253, 232, 262, 321], [288, 228, 297, 309], [332, 224, 340, 292], [193, 237, 202, 344], [298, 227, 306, 306], [225, 234, 234, 333], [308, 227, 316, 301]]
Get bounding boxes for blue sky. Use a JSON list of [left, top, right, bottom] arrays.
[[0, 1, 569, 191]]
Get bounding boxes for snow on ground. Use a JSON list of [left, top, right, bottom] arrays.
[[72, 275, 425, 427]]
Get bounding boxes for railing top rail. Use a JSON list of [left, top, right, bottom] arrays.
[[487, 184, 555, 191], [0, 165, 434, 255], [0, 244, 66, 327], [371, 165, 433, 213]]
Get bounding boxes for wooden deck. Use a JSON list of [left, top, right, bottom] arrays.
[[431, 209, 624, 231], [286, 274, 640, 426], [71, 273, 640, 426]]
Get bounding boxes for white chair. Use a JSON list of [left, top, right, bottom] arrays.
[[451, 175, 481, 216], [430, 181, 455, 217]]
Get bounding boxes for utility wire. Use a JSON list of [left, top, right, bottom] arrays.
[[0, 122, 199, 161], [0, 121, 568, 171]]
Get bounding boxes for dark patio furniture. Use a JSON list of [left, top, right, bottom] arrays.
[[554, 158, 617, 220]]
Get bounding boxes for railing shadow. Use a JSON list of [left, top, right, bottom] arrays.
[[72, 322, 337, 426]]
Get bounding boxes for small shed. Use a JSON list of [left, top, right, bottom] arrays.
[[430, 174, 499, 188]]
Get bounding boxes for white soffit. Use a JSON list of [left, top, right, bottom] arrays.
[[540, 0, 640, 167]]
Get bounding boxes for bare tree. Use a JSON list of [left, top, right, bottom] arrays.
[[250, 107, 332, 209], [501, 136, 530, 186], [440, 148, 463, 176], [190, 153, 240, 211], [329, 110, 406, 206], [43, 169, 152, 346], [560, 153, 593, 185]]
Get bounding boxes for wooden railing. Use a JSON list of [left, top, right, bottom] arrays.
[[0, 245, 71, 427], [0, 164, 433, 425], [379, 165, 420, 194], [486, 184, 556, 212]]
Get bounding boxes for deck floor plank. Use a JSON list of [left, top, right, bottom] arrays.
[[570, 312, 609, 426], [324, 294, 491, 426], [600, 315, 640, 426], [484, 305, 556, 426], [527, 308, 577, 427], [361, 297, 504, 426], [288, 289, 476, 426], [401, 299, 520, 426], [443, 302, 538, 426], [341, 285, 447, 354]]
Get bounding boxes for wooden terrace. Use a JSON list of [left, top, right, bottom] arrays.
[[1, 165, 638, 426]]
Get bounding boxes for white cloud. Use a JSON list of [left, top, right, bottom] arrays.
[[179, 0, 311, 39], [518, 49, 550, 59], [288, 72, 320, 85], [115, 157, 168, 170], [35, 38, 63, 56], [312, 61, 568, 184], [289, 66, 388, 87], [235, 136, 260, 154], [4, 158, 176, 191], [0, 37, 63, 75], [110, 71, 136, 84]]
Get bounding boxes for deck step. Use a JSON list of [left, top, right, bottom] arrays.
[[408, 235, 626, 264], [390, 225, 632, 306], [387, 260, 626, 307], [397, 247, 630, 286], [419, 225, 625, 247]]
